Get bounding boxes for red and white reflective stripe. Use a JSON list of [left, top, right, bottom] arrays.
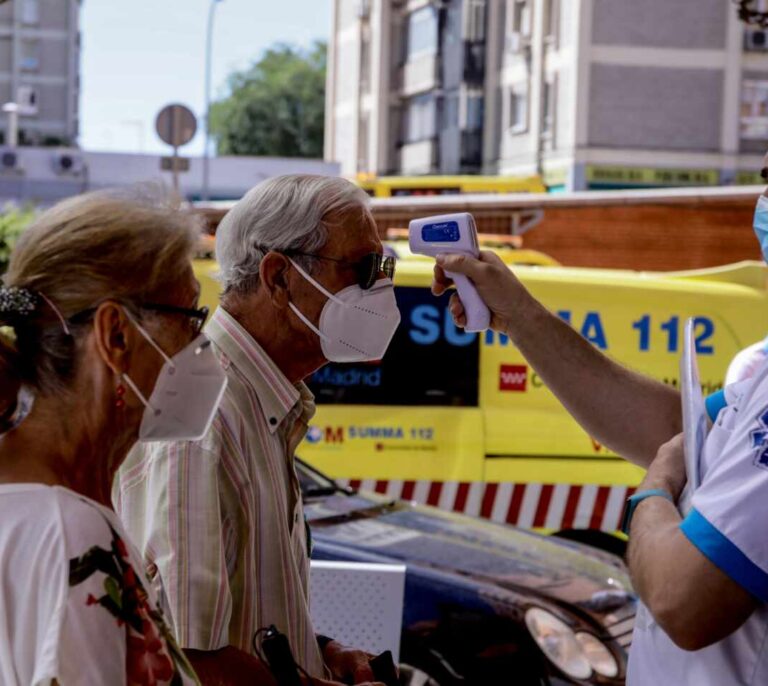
[[338, 479, 637, 533]]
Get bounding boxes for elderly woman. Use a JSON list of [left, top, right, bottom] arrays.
[[0, 191, 229, 685]]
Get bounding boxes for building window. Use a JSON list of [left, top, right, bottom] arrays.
[[506, 0, 532, 53], [443, 93, 459, 129], [509, 86, 528, 133], [407, 6, 439, 60], [405, 93, 437, 143], [544, 0, 559, 43], [357, 116, 370, 173], [21, 0, 39, 25], [542, 80, 556, 138], [360, 33, 371, 93], [464, 93, 484, 131], [465, 0, 486, 42], [20, 40, 39, 72], [741, 80, 768, 139], [510, 0, 532, 36]]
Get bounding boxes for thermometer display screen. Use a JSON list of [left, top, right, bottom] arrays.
[[421, 221, 461, 243]]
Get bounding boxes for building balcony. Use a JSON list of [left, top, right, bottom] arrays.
[[401, 53, 439, 97], [400, 138, 438, 175]]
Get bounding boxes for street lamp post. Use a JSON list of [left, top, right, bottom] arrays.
[[202, 0, 223, 202]]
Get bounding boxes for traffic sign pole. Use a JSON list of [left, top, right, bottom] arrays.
[[155, 103, 197, 197], [172, 145, 179, 193]]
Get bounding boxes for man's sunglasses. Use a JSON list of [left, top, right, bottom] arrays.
[[282, 250, 396, 290]]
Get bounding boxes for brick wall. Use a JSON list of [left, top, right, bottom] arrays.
[[373, 198, 760, 271]]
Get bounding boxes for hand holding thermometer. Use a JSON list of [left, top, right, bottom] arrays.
[[409, 212, 491, 332]]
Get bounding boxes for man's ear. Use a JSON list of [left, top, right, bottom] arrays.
[[259, 252, 292, 308], [91, 302, 135, 375]]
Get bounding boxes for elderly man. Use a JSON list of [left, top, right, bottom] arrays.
[[115, 175, 400, 685], [429, 191, 768, 684]]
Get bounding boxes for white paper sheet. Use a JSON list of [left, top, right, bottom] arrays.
[[678, 318, 708, 513]]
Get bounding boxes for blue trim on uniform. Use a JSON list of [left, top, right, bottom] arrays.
[[705, 390, 727, 424], [680, 508, 768, 602]]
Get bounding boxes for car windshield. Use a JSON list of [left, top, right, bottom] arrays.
[[296, 458, 341, 497]]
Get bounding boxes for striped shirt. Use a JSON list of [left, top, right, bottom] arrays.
[[113, 307, 326, 678]]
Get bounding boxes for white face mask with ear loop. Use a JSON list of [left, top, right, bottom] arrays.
[[120, 310, 228, 442], [287, 258, 401, 363]]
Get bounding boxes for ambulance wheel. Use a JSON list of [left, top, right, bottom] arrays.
[[552, 529, 627, 557]]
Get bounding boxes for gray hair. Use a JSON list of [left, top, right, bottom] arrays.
[[215, 174, 372, 294]]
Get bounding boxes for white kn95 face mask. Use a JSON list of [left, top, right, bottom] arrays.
[[121, 313, 227, 442], [287, 258, 401, 363]]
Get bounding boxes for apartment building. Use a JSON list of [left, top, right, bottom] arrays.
[[0, 0, 80, 146], [325, 0, 768, 191]]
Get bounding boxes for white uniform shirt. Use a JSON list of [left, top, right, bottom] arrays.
[[628, 369, 768, 685], [0, 483, 197, 686], [726, 337, 768, 386]]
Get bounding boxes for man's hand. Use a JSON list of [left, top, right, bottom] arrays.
[[322, 640, 379, 684], [432, 250, 524, 332], [640, 432, 687, 500], [432, 248, 682, 467], [184, 646, 278, 685], [627, 433, 759, 650]]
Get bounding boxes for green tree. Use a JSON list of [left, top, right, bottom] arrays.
[[210, 41, 326, 158], [0, 206, 36, 274]]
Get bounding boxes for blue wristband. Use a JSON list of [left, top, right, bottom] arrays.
[[620, 489, 675, 535]]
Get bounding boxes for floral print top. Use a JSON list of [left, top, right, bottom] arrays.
[[0, 484, 199, 686]]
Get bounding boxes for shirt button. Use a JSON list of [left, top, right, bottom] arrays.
[[269, 417, 277, 426]]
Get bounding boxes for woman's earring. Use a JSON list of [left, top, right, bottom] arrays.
[[115, 379, 126, 409]]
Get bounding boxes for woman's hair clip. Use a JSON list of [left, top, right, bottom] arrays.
[[0, 286, 38, 318]]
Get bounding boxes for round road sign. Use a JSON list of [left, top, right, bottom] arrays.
[[155, 103, 197, 148]]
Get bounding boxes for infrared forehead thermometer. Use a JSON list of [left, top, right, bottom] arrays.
[[409, 212, 491, 332]]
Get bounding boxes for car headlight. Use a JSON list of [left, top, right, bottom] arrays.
[[525, 608, 620, 680], [524, 608, 592, 680], [576, 632, 619, 678]]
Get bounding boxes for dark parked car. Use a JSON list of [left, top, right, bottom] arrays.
[[298, 460, 636, 686]]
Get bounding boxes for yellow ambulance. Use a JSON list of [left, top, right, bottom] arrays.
[[194, 241, 768, 547], [354, 174, 547, 197]]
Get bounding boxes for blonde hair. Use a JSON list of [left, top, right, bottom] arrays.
[[0, 187, 200, 400]]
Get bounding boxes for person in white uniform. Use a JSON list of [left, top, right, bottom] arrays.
[[0, 191, 233, 685], [428, 188, 768, 685], [725, 336, 768, 385]]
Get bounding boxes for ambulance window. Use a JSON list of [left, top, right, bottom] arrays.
[[307, 287, 480, 407]]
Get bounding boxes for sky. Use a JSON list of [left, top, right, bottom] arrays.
[[79, 0, 332, 155]]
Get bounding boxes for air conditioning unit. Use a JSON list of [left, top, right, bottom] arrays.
[[16, 85, 37, 116], [0, 148, 20, 171], [746, 29, 768, 51], [52, 151, 84, 176]]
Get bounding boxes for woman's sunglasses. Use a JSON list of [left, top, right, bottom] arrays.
[[141, 303, 210, 337], [69, 302, 210, 337]]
